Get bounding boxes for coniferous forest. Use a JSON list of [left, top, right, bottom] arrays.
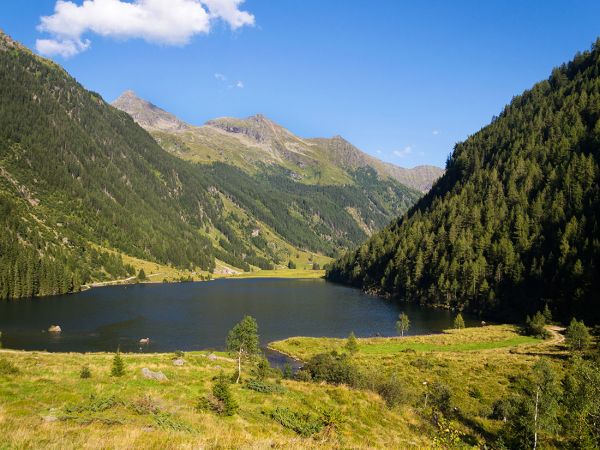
[[328, 41, 600, 324], [0, 32, 420, 299]]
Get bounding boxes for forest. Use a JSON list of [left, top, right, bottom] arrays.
[[328, 40, 600, 324]]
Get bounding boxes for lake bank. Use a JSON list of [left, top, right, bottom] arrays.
[[0, 325, 568, 449]]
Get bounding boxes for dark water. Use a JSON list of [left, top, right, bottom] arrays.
[[0, 278, 474, 357]]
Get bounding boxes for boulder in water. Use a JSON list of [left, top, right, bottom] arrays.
[[48, 325, 61, 333], [139, 338, 150, 345]]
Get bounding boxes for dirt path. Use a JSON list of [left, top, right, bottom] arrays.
[[82, 273, 164, 289], [546, 325, 566, 345]]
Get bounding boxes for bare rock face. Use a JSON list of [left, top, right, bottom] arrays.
[[112, 91, 189, 132], [141, 368, 168, 381]]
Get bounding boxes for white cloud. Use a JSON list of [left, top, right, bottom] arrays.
[[214, 72, 226, 81], [36, 37, 90, 58], [432, 130, 440, 135], [36, 0, 255, 57], [393, 146, 413, 158], [235, 80, 244, 88]]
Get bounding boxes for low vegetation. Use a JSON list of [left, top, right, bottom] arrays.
[[0, 323, 597, 448]]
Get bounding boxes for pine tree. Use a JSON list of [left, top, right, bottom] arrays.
[[454, 313, 465, 329], [345, 331, 359, 354], [111, 348, 125, 377]]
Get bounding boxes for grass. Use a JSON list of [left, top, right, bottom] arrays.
[[221, 268, 325, 280], [0, 325, 568, 448]]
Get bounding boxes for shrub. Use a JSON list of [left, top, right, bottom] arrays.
[[345, 332, 359, 354], [268, 407, 324, 437], [489, 398, 511, 421], [0, 358, 19, 375], [80, 366, 92, 379], [198, 372, 238, 416], [245, 379, 285, 394], [111, 348, 125, 377], [130, 395, 161, 415], [524, 311, 550, 338], [303, 352, 359, 385], [428, 382, 452, 415], [283, 362, 293, 379], [254, 357, 271, 381], [174, 350, 184, 359], [410, 357, 433, 370], [468, 386, 483, 400], [295, 369, 312, 382], [376, 375, 406, 408]]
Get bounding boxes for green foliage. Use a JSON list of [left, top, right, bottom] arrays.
[[565, 318, 592, 352], [303, 351, 359, 385], [226, 315, 260, 383], [79, 366, 91, 379], [282, 363, 293, 379], [111, 349, 125, 377], [137, 268, 147, 281], [453, 313, 465, 329], [396, 312, 410, 336], [375, 374, 406, 408], [498, 359, 561, 450], [254, 356, 271, 381], [0, 358, 19, 375], [268, 407, 324, 437], [525, 311, 550, 339], [245, 379, 285, 394], [345, 331, 359, 354], [287, 260, 296, 269], [427, 382, 452, 415], [327, 41, 600, 323], [212, 373, 238, 416], [543, 304, 553, 323]]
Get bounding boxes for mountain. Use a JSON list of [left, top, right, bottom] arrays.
[[0, 31, 423, 299], [327, 41, 600, 324], [112, 91, 443, 192]]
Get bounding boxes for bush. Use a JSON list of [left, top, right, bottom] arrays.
[[295, 369, 312, 382], [454, 313, 465, 329], [282, 363, 293, 379], [428, 382, 452, 415], [268, 407, 324, 437], [410, 357, 433, 370], [80, 366, 92, 379], [174, 350, 184, 359], [245, 379, 285, 394], [198, 373, 238, 416], [0, 358, 19, 375], [524, 311, 550, 338], [489, 398, 511, 421], [254, 357, 271, 381], [375, 375, 406, 408], [303, 352, 359, 385], [345, 332, 359, 354]]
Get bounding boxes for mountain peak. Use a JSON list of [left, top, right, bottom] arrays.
[[112, 91, 189, 132]]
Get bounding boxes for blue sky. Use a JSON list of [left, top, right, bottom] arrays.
[[2, 1, 600, 168]]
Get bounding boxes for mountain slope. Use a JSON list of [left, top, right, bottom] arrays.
[[327, 41, 600, 323], [112, 91, 443, 191], [0, 31, 423, 298]]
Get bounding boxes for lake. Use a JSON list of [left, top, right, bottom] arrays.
[[0, 278, 474, 355]]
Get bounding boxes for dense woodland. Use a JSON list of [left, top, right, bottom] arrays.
[[328, 41, 600, 324], [0, 32, 419, 299]]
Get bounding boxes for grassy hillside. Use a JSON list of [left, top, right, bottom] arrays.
[[327, 40, 600, 324], [1, 325, 593, 448]]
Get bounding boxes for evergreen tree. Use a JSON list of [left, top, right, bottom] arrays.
[[111, 348, 125, 377], [454, 313, 465, 329]]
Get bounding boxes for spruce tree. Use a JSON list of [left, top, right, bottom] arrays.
[[111, 348, 125, 377]]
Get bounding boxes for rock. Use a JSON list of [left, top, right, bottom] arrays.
[[42, 415, 58, 422], [141, 368, 168, 381], [139, 338, 150, 345], [48, 325, 61, 333], [208, 353, 218, 361], [172, 359, 185, 366]]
